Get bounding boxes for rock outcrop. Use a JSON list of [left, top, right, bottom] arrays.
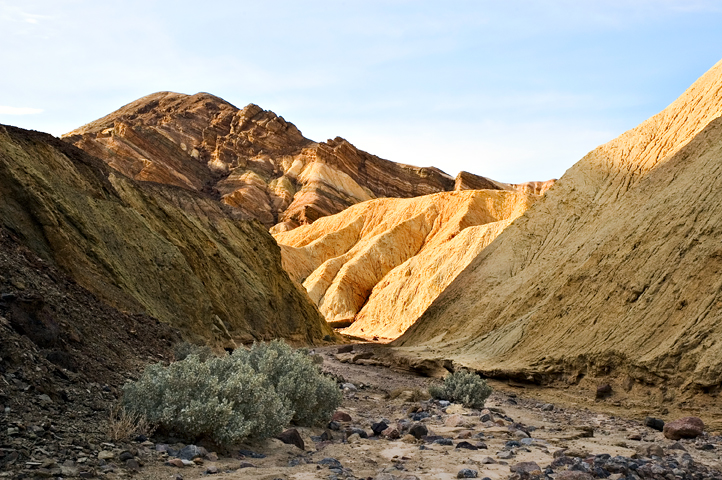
[[0, 124, 333, 348], [63, 92, 554, 231], [395, 59, 722, 392], [274, 190, 540, 335]]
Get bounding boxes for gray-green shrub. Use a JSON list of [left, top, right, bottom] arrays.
[[428, 370, 491, 409], [122, 340, 341, 446]]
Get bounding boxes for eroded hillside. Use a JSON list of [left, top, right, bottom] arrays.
[[395, 59, 722, 395], [0, 124, 333, 348], [274, 190, 540, 337], [63, 92, 553, 232]]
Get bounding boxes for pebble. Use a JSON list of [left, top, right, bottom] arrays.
[[457, 468, 478, 478], [455, 441, 478, 450], [497, 450, 514, 459]]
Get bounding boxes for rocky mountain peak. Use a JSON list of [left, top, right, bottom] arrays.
[[64, 93, 553, 231]]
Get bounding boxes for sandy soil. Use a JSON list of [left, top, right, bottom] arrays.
[[131, 344, 722, 480]]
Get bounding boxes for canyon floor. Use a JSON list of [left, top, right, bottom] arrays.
[[2, 341, 721, 480], [117, 345, 722, 480]]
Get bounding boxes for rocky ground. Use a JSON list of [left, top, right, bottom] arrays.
[[4, 341, 720, 480]]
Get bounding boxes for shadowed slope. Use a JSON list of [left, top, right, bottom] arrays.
[[0, 124, 333, 348]]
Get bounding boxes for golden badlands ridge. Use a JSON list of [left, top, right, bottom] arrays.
[[274, 189, 541, 338], [395, 59, 722, 397]]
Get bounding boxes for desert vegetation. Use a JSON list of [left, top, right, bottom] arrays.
[[122, 340, 341, 447]]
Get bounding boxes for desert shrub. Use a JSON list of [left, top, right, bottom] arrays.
[[122, 340, 341, 446], [428, 370, 491, 409], [106, 404, 155, 442], [173, 341, 213, 362]]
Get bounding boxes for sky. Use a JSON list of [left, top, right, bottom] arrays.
[[1, 1, 721, 183]]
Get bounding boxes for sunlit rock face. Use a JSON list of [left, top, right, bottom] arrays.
[[64, 92, 515, 230], [274, 189, 541, 337], [395, 59, 722, 393]]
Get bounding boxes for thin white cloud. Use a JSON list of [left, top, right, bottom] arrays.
[[0, 106, 43, 115]]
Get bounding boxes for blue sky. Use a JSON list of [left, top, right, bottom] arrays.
[[1, 1, 721, 183]]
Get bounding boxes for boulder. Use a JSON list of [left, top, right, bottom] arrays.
[[663, 417, 705, 440], [276, 428, 305, 450]]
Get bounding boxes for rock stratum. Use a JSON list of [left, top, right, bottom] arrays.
[[273, 189, 540, 337], [395, 59, 722, 394], [63, 92, 553, 231], [0, 124, 333, 348]]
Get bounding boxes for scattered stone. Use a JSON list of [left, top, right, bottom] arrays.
[[381, 427, 400, 439], [456, 430, 473, 439], [166, 458, 184, 468], [277, 428, 305, 450], [332, 411, 353, 422], [401, 434, 417, 444], [328, 421, 341, 431], [205, 452, 219, 461], [97, 451, 114, 460], [238, 449, 266, 459], [555, 472, 594, 480], [497, 450, 514, 459], [644, 416, 665, 431], [342, 383, 357, 392], [118, 451, 134, 462], [456, 441, 478, 450], [457, 468, 478, 478], [337, 345, 354, 353], [348, 427, 369, 438], [480, 456, 496, 464], [438, 400, 450, 407], [446, 404, 467, 414], [627, 433, 642, 441], [239, 461, 256, 468], [565, 448, 590, 458], [510, 461, 542, 475], [663, 416, 705, 440], [205, 466, 219, 474], [372, 421, 389, 436], [434, 438, 453, 446], [445, 414, 466, 428], [125, 459, 140, 471], [319, 458, 342, 469], [178, 444, 207, 460], [541, 403, 554, 411], [635, 443, 664, 458], [668, 441, 687, 451], [596, 384, 613, 400], [408, 423, 428, 439]]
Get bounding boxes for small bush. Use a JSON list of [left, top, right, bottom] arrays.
[[106, 404, 155, 442], [173, 341, 213, 362], [428, 370, 491, 409], [122, 340, 341, 447]]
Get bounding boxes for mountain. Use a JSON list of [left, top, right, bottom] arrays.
[[63, 92, 553, 231], [274, 189, 540, 336], [395, 59, 722, 395], [0, 124, 333, 349]]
